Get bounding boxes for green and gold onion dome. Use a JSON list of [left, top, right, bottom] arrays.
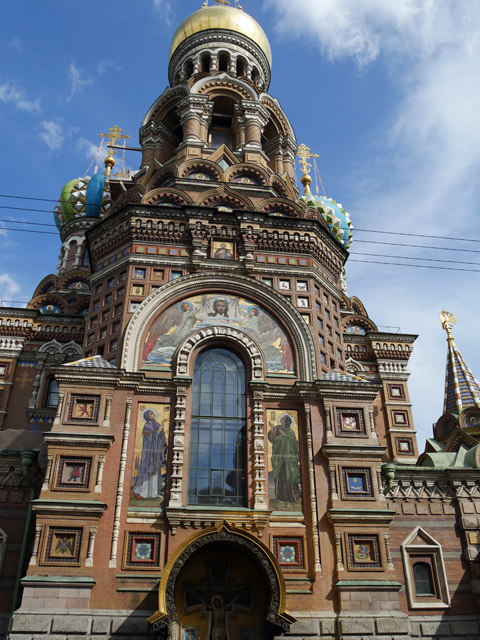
[[169, 5, 272, 67], [53, 173, 111, 231], [301, 191, 353, 249]]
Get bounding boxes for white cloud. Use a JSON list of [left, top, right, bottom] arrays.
[[0, 273, 21, 301], [0, 81, 41, 113], [97, 60, 121, 76], [66, 62, 93, 102], [152, 0, 174, 25], [8, 38, 22, 52], [39, 119, 65, 153], [268, 0, 480, 447]]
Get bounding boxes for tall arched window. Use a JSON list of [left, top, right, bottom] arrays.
[[188, 348, 247, 506], [45, 377, 59, 408]]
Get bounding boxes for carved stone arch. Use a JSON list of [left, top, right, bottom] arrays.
[[147, 165, 177, 192], [38, 339, 63, 354], [56, 268, 90, 291], [32, 275, 57, 298], [260, 95, 296, 140], [225, 162, 269, 186], [256, 197, 303, 217], [174, 326, 266, 381], [270, 176, 290, 199], [122, 273, 317, 381], [196, 185, 254, 210], [350, 296, 369, 318], [27, 293, 67, 313], [192, 74, 257, 101], [177, 158, 224, 182], [345, 357, 365, 377], [148, 521, 295, 632], [342, 314, 378, 333], [141, 85, 190, 127], [142, 188, 193, 207]]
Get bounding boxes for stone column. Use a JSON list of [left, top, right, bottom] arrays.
[[176, 95, 213, 144], [251, 386, 267, 510], [168, 382, 189, 509], [240, 100, 269, 149]]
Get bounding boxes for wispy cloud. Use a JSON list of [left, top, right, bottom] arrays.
[[97, 60, 121, 76], [66, 62, 93, 102], [38, 119, 79, 154], [0, 81, 41, 113], [8, 37, 22, 52], [0, 273, 21, 300], [152, 0, 174, 25]]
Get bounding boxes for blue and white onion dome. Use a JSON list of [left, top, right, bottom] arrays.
[[301, 192, 353, 249], [53, 173, 111, 231]]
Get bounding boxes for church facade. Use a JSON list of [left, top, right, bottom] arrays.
[[1, 4, 480, 640]]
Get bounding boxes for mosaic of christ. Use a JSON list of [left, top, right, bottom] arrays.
[[142, 294, 295, 375]]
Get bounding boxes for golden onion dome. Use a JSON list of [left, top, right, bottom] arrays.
[[169, 6, 272, 67]]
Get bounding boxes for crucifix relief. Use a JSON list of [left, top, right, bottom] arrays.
[[184, 559, 252, 640]]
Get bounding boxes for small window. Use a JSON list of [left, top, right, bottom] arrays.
[[45, 378, 59, 408], [413, 562, 435, 596]]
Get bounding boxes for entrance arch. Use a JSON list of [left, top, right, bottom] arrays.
[[149, 522, 295, 639]]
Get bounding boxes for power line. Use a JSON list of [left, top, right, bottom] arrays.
[[354, 227, 480, 244], [0, 227, 57, 235], [350, 251, 480, 266], [354, 239, 480, 254], [349, 259, 480, 273], [0, 219, 56, 228]]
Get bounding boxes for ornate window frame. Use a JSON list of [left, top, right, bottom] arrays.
[[401, 527, 450, 610]]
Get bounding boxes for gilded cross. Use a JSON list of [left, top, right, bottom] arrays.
[[214, 0, 231, 5], [99, 126, 130, 156], [297, 143, 319, 177]]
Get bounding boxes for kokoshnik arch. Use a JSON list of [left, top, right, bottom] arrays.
[[1, 3, 480, 640]]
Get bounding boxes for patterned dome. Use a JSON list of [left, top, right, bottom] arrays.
[[301, 193, 353, 249], [54, 174, 111, 231]]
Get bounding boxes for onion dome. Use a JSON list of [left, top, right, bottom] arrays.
[[170, 5, 272, 66], [300, 192, 353, 249], [53, 174, 111, 231]]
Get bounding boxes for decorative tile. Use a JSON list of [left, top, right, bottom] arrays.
[[274, 537, 304, 569], [124, 532, 161, 568], [387, 384, 405, 400], [396, 437, 414, 454], [67, 394, 100, 424], [342, 468, 373, 499], [55, 457, 92, 490], [392, 410, 409, 426], [43, 527, 82, 565], [348, 534, 381, 569], [336, 408, 366, 436]]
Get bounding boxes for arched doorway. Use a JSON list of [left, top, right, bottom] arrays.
[[149, 523, 295, 640]]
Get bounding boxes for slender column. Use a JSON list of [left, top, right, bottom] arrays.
[[240, 101, 269, 148], [53, 391, 65, 427], [85, 525, 98, 567], [109, 397, 132, 568], [335, 532, 344, 571], [304, 404, 322, 571], [368, 407, 378, 440], [176, 95, 213, 144], [28, 355, 46, 409], [168, 383, 189, 509], [383, 532, 394, 570], [252, 389, 267, 510], [28, 524, 43, 565], [41, 454, 54, 492], [73, 239, 85, 269], [95, 455, 106, 493], [376, 466, 386, 501], [103, 394, 112, 428], [325, 404, 333, 437], [329, 465, 338, 501]]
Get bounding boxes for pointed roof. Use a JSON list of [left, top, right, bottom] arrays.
[[64, 355, 118, 369], [441, 310, 480, 413]]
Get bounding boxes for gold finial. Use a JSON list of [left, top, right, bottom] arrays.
[[440, 310, 456, 343], [297, 143, 319, 195], [215, 0, 231, 5], [100, 126, 130, 177]]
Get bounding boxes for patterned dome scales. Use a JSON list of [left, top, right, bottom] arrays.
[[301, 193, 353, 249], [54, 174, 111, 231]]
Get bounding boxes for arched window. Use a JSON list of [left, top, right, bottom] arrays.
[[45, 377, 59, 408], [413, 562, 435, 596], [188, 348, 247, 507]]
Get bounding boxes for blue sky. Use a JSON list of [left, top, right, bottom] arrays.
[[1, 0, 480, 449]]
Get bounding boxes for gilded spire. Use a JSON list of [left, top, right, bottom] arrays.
[[297, 144, 318, 195], [100, 126, 130, 177], [441, 310, 480, 413]]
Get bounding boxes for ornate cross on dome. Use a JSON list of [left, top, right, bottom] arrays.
[[100, 126, 130, 176], [297, 143, 318, 177]]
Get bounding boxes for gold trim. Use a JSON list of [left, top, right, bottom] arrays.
[[169, 7, 272, 66], [148, 520, 294, 625]]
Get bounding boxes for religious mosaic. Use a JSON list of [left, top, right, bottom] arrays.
[[67, 395, 100, 424], [267, 410, 302, 512], [130, 403, 170, 507], [142, 295, 295, 375], [43, 527, 82, 565], [348, 534, 381, 569], [55, 457, 92, 490]]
